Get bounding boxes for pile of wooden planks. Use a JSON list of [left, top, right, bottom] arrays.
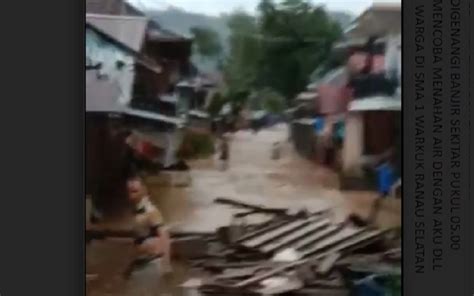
[[178, 198, 399, 295]]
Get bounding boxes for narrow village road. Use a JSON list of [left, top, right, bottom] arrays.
[[152, 124, 347, 233], [87, 124, 400, 296]]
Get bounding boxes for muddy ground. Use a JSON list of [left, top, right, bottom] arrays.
[[86, 124, 400, 296]]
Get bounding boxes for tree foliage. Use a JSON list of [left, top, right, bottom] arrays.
[[223, 12, 262, 95], [190, 26, 223, 59], [207, 92, 227, 117], [223, 0, 342, 105], [249, 88, 287, 114]]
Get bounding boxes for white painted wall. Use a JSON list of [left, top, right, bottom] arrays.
[[86, 28, 136, 107]]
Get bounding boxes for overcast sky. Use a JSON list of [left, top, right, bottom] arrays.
[[129, 0, 400, 16]]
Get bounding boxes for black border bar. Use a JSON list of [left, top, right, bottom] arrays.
[[403, 0, 471, 294]]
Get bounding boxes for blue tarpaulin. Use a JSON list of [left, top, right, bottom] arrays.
[[376, 162, 395, 196], [313, 117, 325, 134]]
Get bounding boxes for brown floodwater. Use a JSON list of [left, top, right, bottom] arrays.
[[86, 124, 400, 295]]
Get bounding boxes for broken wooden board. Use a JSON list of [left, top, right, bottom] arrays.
[[260, 218, 331, 253], [241, 217, 319, 249], [233, 228, 385, 288], [214, 197, 288, 215], [254, 276, 304, 295], [235, 218, 293, 243], [215, 267, 261, 280], [290, 288, 349, 296], [317, 252, 341, 275], [291, 224, 342, 251], [300, 226, 365, 257]]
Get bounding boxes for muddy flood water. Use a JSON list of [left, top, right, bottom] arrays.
[[86, 124, 400, 296]]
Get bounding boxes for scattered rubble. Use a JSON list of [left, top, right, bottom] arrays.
[[175, 198, 401, 295]]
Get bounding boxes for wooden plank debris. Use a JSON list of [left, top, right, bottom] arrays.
[[300, 227, 364, 257], [235, 218, 293, 243], [233, 228, 386, 288], [176, 199, 399, 295], [214, 197, 288, 215], [242, 218, 317, 249], [291, 224, 342, 251], [260, 218, 331, 253], [317, 252, 341, 275]]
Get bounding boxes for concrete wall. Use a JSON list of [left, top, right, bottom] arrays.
[[342, 112, 364, 177]]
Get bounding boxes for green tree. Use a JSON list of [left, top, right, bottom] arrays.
[[207, 92, 227, 117], [190, 26, 223, 59], [257, 0, 342, 100], [249, 88, 286, 114], [223, 0, 342, 105], [224, 11, 262, 95], [262, 89, 286, 114]]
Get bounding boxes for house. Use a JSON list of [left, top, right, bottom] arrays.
[[289, 4, 401, 189], [87, 0, 208, 158], [339, 4, 401, 179], [342, 95, 401, 178], [86, 4, 193, 137], [86, 17, 149, 209], [86, 0, 194, 97], [290, 66, 349, 164], [344, 4, 401, 39], [176, 76, 220, 133], [86, 16, 186, 210]]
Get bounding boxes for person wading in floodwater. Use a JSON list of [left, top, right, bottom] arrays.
[[123, 173, 173, 294], [219, 135, 230, 171], [271, 142, 281, 160]]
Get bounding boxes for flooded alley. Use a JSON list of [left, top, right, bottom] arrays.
[[151, 124, 346, 233], [86, 2, 401, 294], [87, 124, 400, 296]]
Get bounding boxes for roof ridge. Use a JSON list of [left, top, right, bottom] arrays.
[[85, 13, 148, 21], [86, 22, 161, 73]]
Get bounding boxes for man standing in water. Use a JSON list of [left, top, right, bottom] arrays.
[[123, 174, 172, 294], [219, 135, 229, 171]]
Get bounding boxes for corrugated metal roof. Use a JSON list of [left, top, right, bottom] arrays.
[[86, 13, 148, 52], [176, 80, 195, 88], [251, 110, 268, 120], [296, 92, 318, 101], [161, 94, 179, 104], [349, 96, 401, 111], [147, 24, 191, 41], [320, 67, 348, 86], [219, 103, 232, 116], [306, 81, 319, 91], [293, 118, 316, 125], [86, 23, 162, 75], [333, 38, 372, 50], [86, 0, 142, 16], [130, 130, 170, 149], [345, 5, 401, 39], [189, 109, 210, 119], [86, 0, 188, 41], [123, 107, 185, 126]]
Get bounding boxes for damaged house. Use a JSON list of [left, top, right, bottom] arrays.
[[291, 4, 401, 191], [337, 4, 401, 189], [176, 76, 218, 133], [86, 11, 191, 209], [86, 15, 151, 209]]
